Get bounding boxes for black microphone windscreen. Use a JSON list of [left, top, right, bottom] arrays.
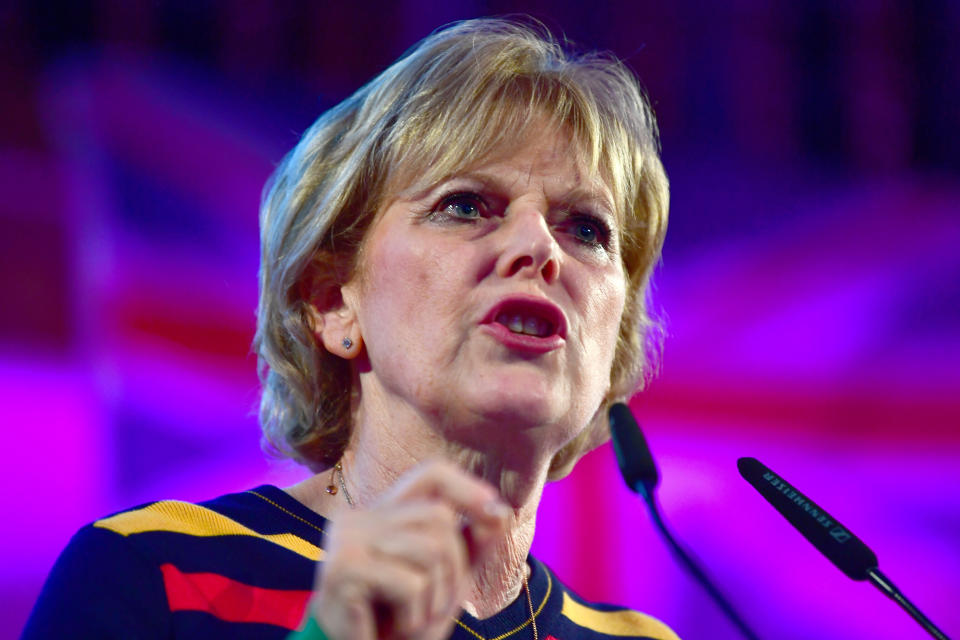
[[608, 403, 659, 494], [737, 457, 878, 580]]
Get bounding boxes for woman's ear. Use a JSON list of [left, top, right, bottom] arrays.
[[301, 266, 363, 360]]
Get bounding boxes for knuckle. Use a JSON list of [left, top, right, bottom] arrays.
[[421, 459, 453, 480], [425, 502, 457, 525]]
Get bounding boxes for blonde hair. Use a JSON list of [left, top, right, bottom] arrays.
[[254, 17, 668, 478]]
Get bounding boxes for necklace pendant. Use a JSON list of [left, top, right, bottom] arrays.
[[325, 484, 338, 495]]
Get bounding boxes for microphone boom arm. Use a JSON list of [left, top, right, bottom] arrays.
[[738, 457, 952, 640], [609, 403, 763, 640]]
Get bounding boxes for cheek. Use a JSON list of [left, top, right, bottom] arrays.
[[565, 275, 625, 430], [358, 234, 466, 347], [363, 236, 428, 310], [584, 275, 627, 359]]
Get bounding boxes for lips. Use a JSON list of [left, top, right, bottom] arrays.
[[481, 295, 567, 353]]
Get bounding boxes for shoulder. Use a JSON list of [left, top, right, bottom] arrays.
[[535, 558, 681, 640], [91, 486, 326, 562], [22, 513, 173, 638], [24, 486, 327, 639]]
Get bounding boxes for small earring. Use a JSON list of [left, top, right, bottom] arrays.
[[341, 337, 353, 350]]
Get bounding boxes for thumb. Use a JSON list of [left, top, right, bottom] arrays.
[[461, 499, 511, 567]]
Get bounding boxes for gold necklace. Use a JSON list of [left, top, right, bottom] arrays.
[[324, 461, 355, 506], [451, 572, 540, 640], [332, 460, 541, 639], [524, 574, 540, 640]]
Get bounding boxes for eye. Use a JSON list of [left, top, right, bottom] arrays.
[[435, 192, 485, 220], [573, 221, 600, 244], [566, 214, 612, 249]]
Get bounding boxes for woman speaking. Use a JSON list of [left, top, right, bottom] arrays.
[[24, 17, 674, 640]]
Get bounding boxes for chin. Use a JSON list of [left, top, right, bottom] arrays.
[[468, 377, 570, 427], [440, 381, 595, 465]]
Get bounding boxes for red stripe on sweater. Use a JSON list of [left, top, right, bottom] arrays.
[[160, 563, 311, 629]]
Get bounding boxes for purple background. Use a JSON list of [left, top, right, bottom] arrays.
[[2, 2, 958, 639]]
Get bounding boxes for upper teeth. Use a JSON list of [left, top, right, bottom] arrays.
[[497, 313, 551, 337]]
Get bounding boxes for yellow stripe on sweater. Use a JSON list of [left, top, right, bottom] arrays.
[[94, 500, 324, 561], [561, 592, 681, 639]]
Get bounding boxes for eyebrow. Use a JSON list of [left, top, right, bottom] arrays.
[[400, 172, 490, 199], [558, 186, 617, 221], [405, 170, 617, 219]]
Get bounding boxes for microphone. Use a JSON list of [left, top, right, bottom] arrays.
[[609, 403, 762, 640], [608, 402, 658, 498], [738, 457, 952, 640]]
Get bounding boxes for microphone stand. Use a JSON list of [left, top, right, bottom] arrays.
[[632, 482, 763, 640], [609, 403, 762, 640], [867, 562, 950, 640], [738, 457, 952, 640]]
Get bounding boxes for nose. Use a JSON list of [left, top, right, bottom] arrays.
[[494, 205, 560, 284]]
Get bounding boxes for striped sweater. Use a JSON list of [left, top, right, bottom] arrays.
[[22, 485, 679, 640]]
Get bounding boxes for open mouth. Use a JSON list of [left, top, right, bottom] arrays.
[[484, 297, 567, 341], [495, 312, 555, 338]]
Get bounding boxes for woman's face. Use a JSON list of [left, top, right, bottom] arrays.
[[342, 124, 626, 456]]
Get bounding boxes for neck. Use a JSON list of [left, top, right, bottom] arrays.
[[289, 398, 558, 619]]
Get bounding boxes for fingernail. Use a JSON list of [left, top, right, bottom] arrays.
[[483, 499, 511, 519]]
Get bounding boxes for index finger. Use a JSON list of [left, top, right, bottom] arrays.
[[383, 460, 511, 530]]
